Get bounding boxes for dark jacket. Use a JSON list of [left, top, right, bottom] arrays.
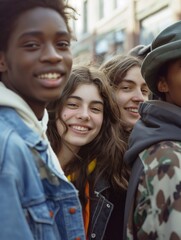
[[123, 100, 181, 239], [89, 177, 126, 240]]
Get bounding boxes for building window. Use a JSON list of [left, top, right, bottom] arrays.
[[115, 0, 127, 9], [99, 0, 104, 19], [99, 0, 109, 19], [140, 8, 173, 44], [83, 0, 88, 33]]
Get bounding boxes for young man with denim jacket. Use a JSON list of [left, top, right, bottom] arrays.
[[0, 0, 85, 239]]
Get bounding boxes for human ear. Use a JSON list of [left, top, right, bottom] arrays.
[[157, 77, 169, 93], [0, 52, 7, 73]]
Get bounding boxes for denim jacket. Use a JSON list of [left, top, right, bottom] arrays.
[[0, 107, 85, 240]]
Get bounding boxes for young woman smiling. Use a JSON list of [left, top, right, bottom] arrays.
[[47, 65, 129, 240], [100, 55, 150, 132]]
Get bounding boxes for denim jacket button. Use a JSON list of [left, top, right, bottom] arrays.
[[106, 203, 110, 208], [91, 233, 96, 238], [69, 207, 76, 214], [49, 210, 54, 218], [75, 237, 81, 240]]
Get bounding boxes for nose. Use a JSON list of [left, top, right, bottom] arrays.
[[40, 43, 63, 63], [77, 108, 90, 121], [132, 89, 145, 102]]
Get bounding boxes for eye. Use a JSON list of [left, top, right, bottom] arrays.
[[142, 88, 150, 96], [91, 105, 103, 113], [67, 103, 78, 108], [123, 86, 130, 89], [57, 41, 70, 49], [23, 42, 40, 49], [120, 85, 131, 91], [91, 108, 100, 113]]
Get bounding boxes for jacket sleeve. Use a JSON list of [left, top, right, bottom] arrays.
[[0, 174, 34, 240], [133, 141, 181, 239]]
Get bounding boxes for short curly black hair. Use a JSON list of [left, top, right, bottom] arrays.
[[0, 0, 75, 51]]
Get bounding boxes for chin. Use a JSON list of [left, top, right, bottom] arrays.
[[131, 122, 138, 128], [126, 121, 135, 130]]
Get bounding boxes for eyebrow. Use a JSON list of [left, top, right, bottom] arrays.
[[18, 30, 71, 39], [121, 79, 148, 87], [121, 79, 135, 84], [68, 96, 104, 105]]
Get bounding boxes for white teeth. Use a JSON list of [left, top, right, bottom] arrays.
[[72, 126, 89, 131], [128, 108, 138, 113], [38, 73, 61, 79]]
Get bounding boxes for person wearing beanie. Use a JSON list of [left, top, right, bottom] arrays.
[[123, 20, 181, 240]]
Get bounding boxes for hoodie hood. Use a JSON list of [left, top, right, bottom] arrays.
[[124, 100, 181, 165], [0, 82, 64, 175], [0, 81, 48, 137]]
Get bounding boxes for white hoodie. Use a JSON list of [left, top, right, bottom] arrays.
[[0, 81, 64, 175]]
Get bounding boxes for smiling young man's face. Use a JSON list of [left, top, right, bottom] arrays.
[[0, 7, 72, 118], [116, 66, 150, 129]]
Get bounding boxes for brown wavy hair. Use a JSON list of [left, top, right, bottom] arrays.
[[100, 54, 145, 140], [99, 54, 142, 90], [47, 65, 129, 207]]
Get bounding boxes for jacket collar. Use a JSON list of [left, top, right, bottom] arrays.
[[94, 176, 110, 194], [0, 107, 47, 150]]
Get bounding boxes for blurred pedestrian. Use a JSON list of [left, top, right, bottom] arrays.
[[47, 65, 129, 240], [0, 0, 85, 239], [124, 20, 181, 240]]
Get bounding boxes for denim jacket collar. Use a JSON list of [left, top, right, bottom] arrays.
[[1, 106, 48, 150]]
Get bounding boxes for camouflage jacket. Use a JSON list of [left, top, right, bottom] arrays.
[[127, 140, 181, 240], [124, 101, 181, 240]]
